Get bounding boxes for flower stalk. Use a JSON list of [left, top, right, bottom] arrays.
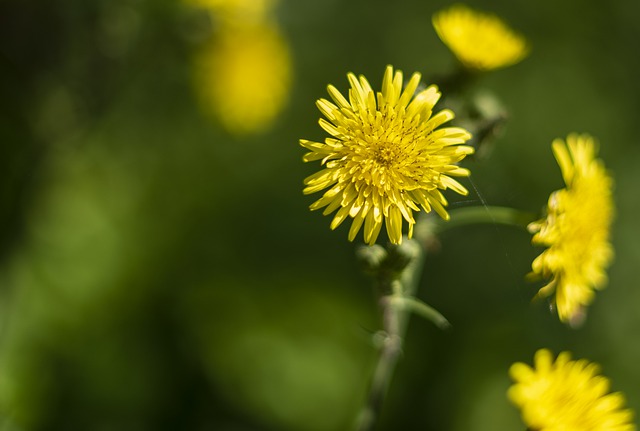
[[355, 224, 438, 430], [355, 204, 532, 430], [433, 205, 536, 233]]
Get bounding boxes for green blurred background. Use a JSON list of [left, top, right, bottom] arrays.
[[1, 0, 640, 430]]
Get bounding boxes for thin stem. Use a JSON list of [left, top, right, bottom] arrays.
[[355, 288, 402, 431], [433, 63, 480, 97], [354, 205, 532, 430], [434, 205, 536, 233], [355, 239, 425, 431]]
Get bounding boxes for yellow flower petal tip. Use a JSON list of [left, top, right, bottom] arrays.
[[509, 349, 636, 431], [528, 134, 615, 325], [301, 65, 473, 245], [433, 4, 530, 71]]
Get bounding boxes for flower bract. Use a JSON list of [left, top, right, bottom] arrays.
[[301, 65, 473, 245]]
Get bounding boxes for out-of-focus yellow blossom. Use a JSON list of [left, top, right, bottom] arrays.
[[528, 134, 614, 325], [433, 4, 529, 71], [191, 21, 291, 135], [301, 66, 473, 245], [509, 349, 636, 431]]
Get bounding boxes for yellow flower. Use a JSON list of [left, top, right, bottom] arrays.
[[528, 134, 614, 324], [301, 66, 473, 245], [191, 21, 291, 135], [509, 349, 635, 431], [432, 4, 529, 71]]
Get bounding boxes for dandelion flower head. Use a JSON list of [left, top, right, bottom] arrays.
[[301, 66, 473, 245], [509, 349, 635, 431], [432, 4, 529, 71], [528, 134, 614, 324], [192, 22, 291, 134]]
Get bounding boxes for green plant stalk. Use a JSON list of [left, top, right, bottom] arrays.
[[434, 205, 536, 233], [354, 238, 426, 431], [355, 204, 532, 430]]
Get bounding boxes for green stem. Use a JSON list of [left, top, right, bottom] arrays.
[[434, 63, 480, 97], [390, 295, 450, 330], [354, 205, 533, 430], [355, 239, 425, 431], [434, 205, 536, 233]]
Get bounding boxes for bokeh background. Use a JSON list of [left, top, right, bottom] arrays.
[[1, 0, 640, 430]]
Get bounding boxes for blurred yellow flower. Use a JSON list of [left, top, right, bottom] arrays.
[[301, 66, 473, 245], [432, 4, 529, 71], [528, 134, 614, 324], [192, 21, 291, 135], [509, 349, 635, 431]]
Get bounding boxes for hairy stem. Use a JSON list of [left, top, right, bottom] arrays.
[[355, 239, 425, 431]]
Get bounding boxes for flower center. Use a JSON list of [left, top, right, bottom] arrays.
[[372, 141, 405, 168]]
